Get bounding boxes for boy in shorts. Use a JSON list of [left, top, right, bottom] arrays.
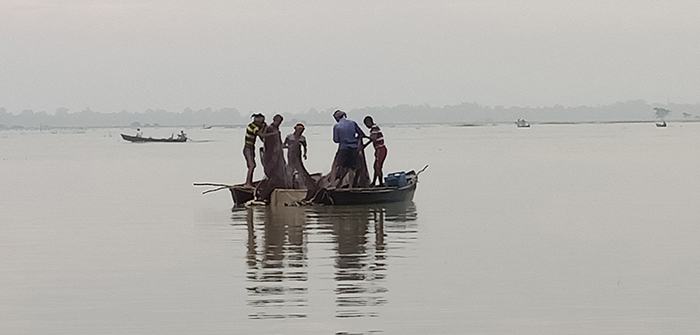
[[363, 116, 387, 186]]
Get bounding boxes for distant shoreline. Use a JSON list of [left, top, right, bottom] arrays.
[[3, 119, 697, 131], [3, 100, 698, 129]]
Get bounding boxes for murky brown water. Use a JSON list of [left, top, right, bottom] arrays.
[[2, 124, 700, 334]]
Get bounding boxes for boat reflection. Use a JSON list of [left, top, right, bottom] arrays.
[[237, 202, 417, 320], [243, 206, 309, 320]]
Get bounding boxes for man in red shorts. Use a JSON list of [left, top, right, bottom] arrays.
[[363, 116, 387, 187]]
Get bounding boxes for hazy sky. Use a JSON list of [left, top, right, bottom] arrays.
[[2, 0, 699, 114]]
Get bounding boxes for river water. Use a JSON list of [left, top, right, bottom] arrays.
[[1, 123, 699, 334]]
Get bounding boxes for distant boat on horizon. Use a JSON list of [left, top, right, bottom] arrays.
[[121, 133, 187, 143], [656, 120, 667, 127], [516, 119, 530, 128]]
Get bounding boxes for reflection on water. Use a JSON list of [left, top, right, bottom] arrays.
[[243, 207, 309, 320], [233, 203, 417, 322]]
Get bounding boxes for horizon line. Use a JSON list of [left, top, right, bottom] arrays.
[[0, 99, 696, 115]]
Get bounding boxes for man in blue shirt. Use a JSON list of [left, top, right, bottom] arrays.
[[332, 110, 367, 187]]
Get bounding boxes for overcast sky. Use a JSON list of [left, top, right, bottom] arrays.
[[2, 0, 699, 114]]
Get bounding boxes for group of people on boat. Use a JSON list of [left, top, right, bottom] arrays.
[[242, 110, 387, 201]]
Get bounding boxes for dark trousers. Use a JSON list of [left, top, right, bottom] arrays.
[[336, 147, 359, 169]]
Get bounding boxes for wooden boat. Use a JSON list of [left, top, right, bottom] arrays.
[[221, 166, 425, 207], [320, 170, 418, 205], [121, 134, 187, 142], [227, 170, 419, 206]]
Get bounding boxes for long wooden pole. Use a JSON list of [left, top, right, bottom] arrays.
[[193, 182, 234, 195]]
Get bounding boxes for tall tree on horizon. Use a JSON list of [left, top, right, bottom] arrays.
[[653, 107, 671, 120]]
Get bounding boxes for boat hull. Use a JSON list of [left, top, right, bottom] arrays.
[[326, 181, 416, 205], [229, 171, 419, 207], [320, 171, 418, 206], [229, 185, 255, 206]]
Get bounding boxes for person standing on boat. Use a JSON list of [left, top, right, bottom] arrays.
[[332, 110, 367, 187], [243, 113, 265, 188], [136, 128, 143, 137], [257, 114, 291, 200], [284, 123, 312, 188], [284, 123, 308, 162], [363, 116, 387, 186]]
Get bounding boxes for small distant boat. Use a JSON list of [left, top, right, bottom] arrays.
[[516, 119, 530, 127], [656, 120, 667, 127], [203, 124, 213, 129], [121, 134, 187, 142]]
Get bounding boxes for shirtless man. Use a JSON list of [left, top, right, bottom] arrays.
[[283, 123, 311, 187], [257, 114, 290, 200]]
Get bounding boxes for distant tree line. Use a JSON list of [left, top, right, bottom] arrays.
[[2, 100, 700, 129]]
